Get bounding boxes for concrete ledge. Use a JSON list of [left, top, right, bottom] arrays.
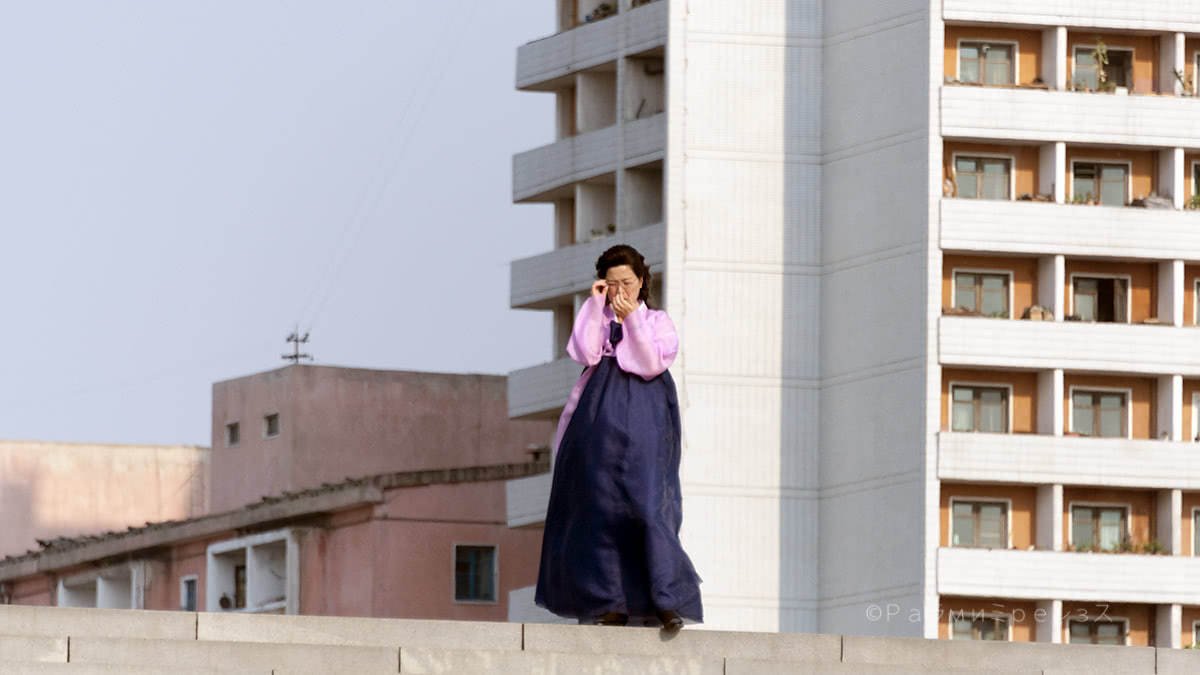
[[522, 624, 841, 662], [0, 606, 195, 641], [400, 647, 721, 674], [843, 635, 1156, 672], [725, 660, 1039, 675], [197, 613, 521, 651], [0, 636, 67, 663], [1156, 647, 1200, 675], [0, 664, 267, 675], [68, 637, 399, 672]]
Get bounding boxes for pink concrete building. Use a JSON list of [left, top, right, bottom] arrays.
[[0, 441, 209, 559], [210, 365, 552, 512], [0, 365, 555, 621], [0, 462, 545, 620]]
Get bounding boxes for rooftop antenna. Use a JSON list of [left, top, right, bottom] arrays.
[[282, 327, 313, 364]]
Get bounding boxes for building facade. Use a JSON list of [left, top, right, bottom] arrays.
[[0, 441, 209, 560], [505, 0, 1200, 647]]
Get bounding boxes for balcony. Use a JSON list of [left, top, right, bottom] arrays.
[[943, 0, 1200, 33], [939, 316, 1200, 376], [940, 199, 1200, 261], [506, 471, 552, 528], [512, 113, 665, 202], [942, 86, 1200, 148], [938, 547, 1200, 605], [507, 357, 581, 419], [938, 432, 1200, 490], [510, 222, 664, 309], [516, 0, 668, 91]]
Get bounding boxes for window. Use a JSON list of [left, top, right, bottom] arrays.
[[951, 614, 1010, 640], [234, 565, 247, 609], [1194, 510, 1200, 556], [951, 500, 1008, 548], [959, 42, 1015, 86], [1073, 163, 1128, 206], [1072, 276, 1128, 323], [263, 413, 280, 438], [955, 156, 1011, 200], [454, 545, 496, 602], [181, 576, 198, 612], [1073, 47, 1132, 90], [1071, 505, 1127, 551], [1071, 390, 1127, 438], [951, 386, 1009, 433], [954, 272, 1010, 317], [225, 422, 240, 447], [1068, 619, 1126, 645]]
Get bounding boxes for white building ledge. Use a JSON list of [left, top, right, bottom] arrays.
[[511, 223, 664, 309], [940, 199, 1200, 261], [943, 0, 1200, 34], [938, 547, 1200, 605], [938, 432, 1200, 490], [505, 471, 552, 528], [939, 316, 1200, 376], [507, 358, 580, 420]]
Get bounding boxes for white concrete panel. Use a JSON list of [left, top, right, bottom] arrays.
[[825, 0, 928, 40], [938, 431, 1200, 490], [681, 381, 817, 492], [684, 43, 820, 157], [681, 269, 819, 379], [505, 472, 553, 527], [942, 86, 1200, 149], [937, 547, 1200, 604], [819, 368, 927, 487], [941, 199, 1200, 261], [686, 0, 821, 39], [819, 478, 925, 600], [682, 158, 820, 267], [939, 316, 1200, 376], [943, 0, 1200, 33], [819, 592, 926, 639], [507, 357, 579, 419]]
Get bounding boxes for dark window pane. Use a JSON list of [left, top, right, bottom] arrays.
[[455, 546, 496, 602], [1072, 507, 1095, 549], [978, 503, 1006, 548], [1074, 49, 1099, 89], [978, 390, 1006, 432], [952, 502, 974, 546], [955, 274, 978, 311]]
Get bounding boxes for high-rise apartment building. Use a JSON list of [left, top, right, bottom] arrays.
[[505, 0, 1200, 648]]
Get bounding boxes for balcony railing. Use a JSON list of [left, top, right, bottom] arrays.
[[516, 0, 668, 91], [940, 199, 1200, 261], [938, 432, 1200, 490], [943, 0, 1200, 33], [939, 316, 1200, 376], [938, 547, 1200, 605], [512, 113, 665, 202]]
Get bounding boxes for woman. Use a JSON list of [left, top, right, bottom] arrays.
[[535, 244, 703, 629]]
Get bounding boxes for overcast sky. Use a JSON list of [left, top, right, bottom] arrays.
[[0, 1, 556, 446]]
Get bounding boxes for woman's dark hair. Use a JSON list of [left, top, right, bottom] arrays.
[[596, 244, 653, 307]]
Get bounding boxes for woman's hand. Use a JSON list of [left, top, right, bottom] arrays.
[[591, 279, 608, 304], [611, 292, 636, 321]]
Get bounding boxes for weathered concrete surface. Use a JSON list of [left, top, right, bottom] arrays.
[[0, 664, 266, 675], [843, 635, 1156, 672], [0, 635, 66, 663], [726, 660, 1040, 675], [399, 647, 722, 674], [67, 636, 398, 672], [0, 606, 196, 641], [523, 623, 842, 662], [197, 612, 522, 651]]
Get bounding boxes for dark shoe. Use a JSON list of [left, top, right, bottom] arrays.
[[657, 609, 684, 631], [596, 611, 628, 626]]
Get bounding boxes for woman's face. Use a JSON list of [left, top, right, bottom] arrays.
[[604, 264, 642, 305]]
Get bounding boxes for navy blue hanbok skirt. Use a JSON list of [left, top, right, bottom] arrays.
[[535, 324, 703, 625]]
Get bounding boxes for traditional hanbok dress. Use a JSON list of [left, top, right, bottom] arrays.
[[535, 295, 703, 625]]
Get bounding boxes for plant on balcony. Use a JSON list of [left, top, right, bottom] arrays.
[[1092, 40, 1117, 93], [1021, 305, 1054, 321], [1174, 68, 1196, 97], [1188, 194, 1200, 211], [584, 3, 617, 22]]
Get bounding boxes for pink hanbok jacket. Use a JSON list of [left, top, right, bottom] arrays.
[[551, 295, 680, 455]]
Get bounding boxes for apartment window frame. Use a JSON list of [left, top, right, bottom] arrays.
[[1067, 616, 1131, 646], [956, 39, 1019, 86], [1191, 159, 1199, 199], [949, 610, 1013, 641], [225, 422, 240, 448], [950, 268, 1015, 318], [1192, 391, 1200, 441], [1193, 619, 1200, 647], [206, 528, 299, 615], [1193, 506, 1200, 557], [1068, 273, 1133, 324], [1070, 159, 1133, 206], [1071, 44, 1135, 91], [949, 496, 1013, 549], [949, 382, 1014, 434], [951, 152, 1016, 201], [1067, 501, 1133, 552], [180, 575, 198, 612], [263, 413, 280, 439], [452, 542, 499, 605], [1067, 385, 1133, 439]]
